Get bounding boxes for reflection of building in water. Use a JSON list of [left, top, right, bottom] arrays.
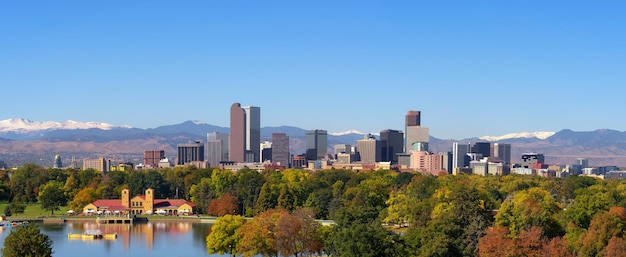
[[83, 188, 195, 215]]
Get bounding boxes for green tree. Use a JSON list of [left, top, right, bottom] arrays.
[[3, 205, 11, 216], [38, 181, 67, 215], [190, 177, 215, 214], [210, 169, 238, 197], [236, 168, 266, 216], [207, 214, 246, 256], [8, 200, 25, 216], [326, 206, 404, 257], [1, 224, 53, 257], [254, 182, 278, 214]]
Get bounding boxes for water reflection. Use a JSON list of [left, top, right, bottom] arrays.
[[0, 221, 217, 257]]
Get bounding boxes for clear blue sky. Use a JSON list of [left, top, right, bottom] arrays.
[[1, 1, 625, 139]]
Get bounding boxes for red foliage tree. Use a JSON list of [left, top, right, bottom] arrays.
[[207, 194, 239, 217], [604, 236, 626, 257], [478, 226, 512, 257]]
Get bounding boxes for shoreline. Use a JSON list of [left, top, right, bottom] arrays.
[[5, 215, 219, 224]]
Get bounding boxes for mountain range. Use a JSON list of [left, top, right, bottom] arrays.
[[0, 118, 625, 168]]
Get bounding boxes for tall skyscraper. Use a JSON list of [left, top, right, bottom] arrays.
[[493, 143, 511, 165], [272, 133, 290, 167], [380, 129, 404, 163], [404, 110, 429, 153], [306, 129, 327, 160], [229, 102, 261, 163], [452, 142, 470, 169], [357, 134, 381, 164], [471, 142, 491, 158], [143, 150, 165, 168], [207, 132, 229, 167], [177, 141, 204, 165], [406, 110, 421, 126]]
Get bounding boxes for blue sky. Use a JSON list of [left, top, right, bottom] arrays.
[[1, 1, 625, 139]]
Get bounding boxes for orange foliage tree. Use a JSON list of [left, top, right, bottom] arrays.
[[207, 194, 239, 217], [478, 226, 572, 257]]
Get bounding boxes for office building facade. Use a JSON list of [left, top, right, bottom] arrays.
[[493, 143, 511, 164], [177, 142, 205, 166], [272, 133, 290, 167], [356, 134, 381, 164], [380, 129, 404, 163], [143, 150, 165, 168], [452, 142, 470, 169], [229, 102, 261, 163], [260, 140, 272, 162], [207, 132, 229, 167], [306, 129, 327, 160]]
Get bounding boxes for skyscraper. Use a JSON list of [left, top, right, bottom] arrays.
[[404, 110, 429, 153], [143, 150, 165, 168], [452, 142, 470, 169], [493, 143, 512, 165], [406, 111, 421, 126], [207, 132, 229, 167], [229, 102, 261, 163], [380, 129, 404, 163], [272, 133, 290, 167], [306, 129, 327, 160], [177, 141, 204, 165], [471, 142, 491, 158], [357, 134, 381, 164]]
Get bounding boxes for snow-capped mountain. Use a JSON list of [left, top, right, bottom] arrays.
[[479, 131, 556, 142], [330, 130, 367, 136], [0, 118, 132, 133]]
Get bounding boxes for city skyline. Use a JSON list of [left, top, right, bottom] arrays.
[[2, 1, 626, 139]]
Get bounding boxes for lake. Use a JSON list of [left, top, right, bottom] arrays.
[[0, 221, 230, 257]]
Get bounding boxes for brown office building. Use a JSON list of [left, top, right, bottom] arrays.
[[143, 150, 165, 168], [230, 102, 261, 163], [405, 110, 421, 126]]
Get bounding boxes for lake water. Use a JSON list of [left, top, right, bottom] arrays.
[[0, 221, 230, 257]]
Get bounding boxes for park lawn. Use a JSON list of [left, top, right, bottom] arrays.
[[0, 202, 72, 217]]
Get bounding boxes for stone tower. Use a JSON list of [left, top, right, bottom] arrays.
[[145, 188, 154, 213], [122, 188, 130, 208]]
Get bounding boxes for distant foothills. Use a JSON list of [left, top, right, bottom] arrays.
[[1, 118, 626, 168]]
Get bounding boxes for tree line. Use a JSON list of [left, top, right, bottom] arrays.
[[3, 163, 626, 256]]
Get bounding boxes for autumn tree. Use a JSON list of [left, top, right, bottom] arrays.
[[577, 207, 626, 257], [208, 194, 239, 216], [604, 236, 626, 257], [69, 187, 100, 211], [478, 226, 571, 257], [236, 209, 283, 257], [207, 214, 246, 256], [495, 187, 562, 237]]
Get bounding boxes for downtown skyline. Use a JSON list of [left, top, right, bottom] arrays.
[[2, 1, 626, 139]]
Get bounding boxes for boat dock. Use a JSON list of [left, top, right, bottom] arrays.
[[96, 216, 133, 224]]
